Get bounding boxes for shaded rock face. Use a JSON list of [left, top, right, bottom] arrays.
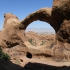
[[52, 0, 70, 44], [52, 0, 70, 32], [56, 20, 70, 43]]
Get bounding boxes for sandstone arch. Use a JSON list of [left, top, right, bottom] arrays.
[[0, 0, 70, 60], [19, 8, 57, 32], [1, 0, 70, 46], [18, 0, 70, 44]]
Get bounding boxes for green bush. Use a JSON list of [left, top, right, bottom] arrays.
[[40, 41, 45, 45], [28, 38, 33, 45], [0, 47, 10, 61]]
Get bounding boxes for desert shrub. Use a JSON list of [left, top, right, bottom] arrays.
[[0, 46, 10, 61], [28, 38, 33, 45], [40, 41, 45, 45]]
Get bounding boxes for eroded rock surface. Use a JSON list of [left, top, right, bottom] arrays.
[[0, 0, 70, 70]]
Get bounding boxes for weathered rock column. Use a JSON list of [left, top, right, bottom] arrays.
[[0, 13, 26, 48]]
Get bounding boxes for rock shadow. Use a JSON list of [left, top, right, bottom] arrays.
[[0, 59, 70, 70], [0, 59, 22, 70], [22, 62, 70, 70]]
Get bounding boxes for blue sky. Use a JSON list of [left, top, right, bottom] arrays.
[[0, 0, 54, 31]]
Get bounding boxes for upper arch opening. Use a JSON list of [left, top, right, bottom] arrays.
[[25, 20, 55, 34], [25, 21, 55, 48]]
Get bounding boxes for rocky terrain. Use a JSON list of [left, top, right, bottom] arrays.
[[1, 31, 70, 70], [3, 31, 55, 66]]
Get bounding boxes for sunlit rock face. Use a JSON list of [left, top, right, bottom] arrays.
[[0, 13, 25, 48]]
